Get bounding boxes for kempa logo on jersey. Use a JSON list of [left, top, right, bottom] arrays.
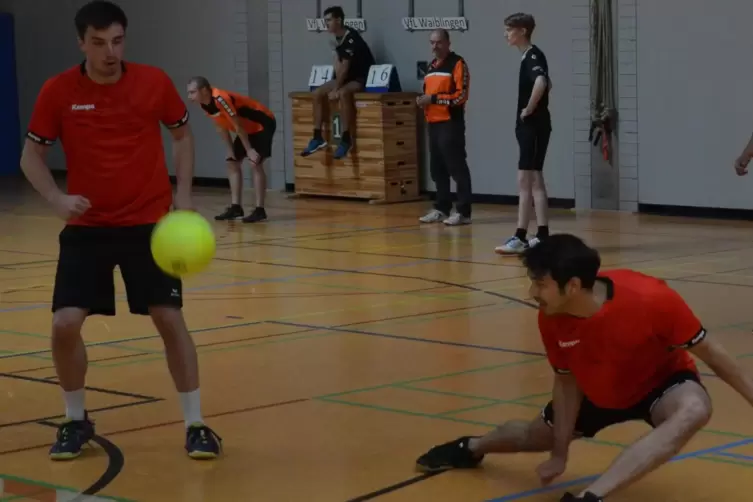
[[558, 339, 580, 348], [71, 104, 95, 111]]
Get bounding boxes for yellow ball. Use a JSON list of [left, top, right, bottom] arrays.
[[151, 210, 216, 278]]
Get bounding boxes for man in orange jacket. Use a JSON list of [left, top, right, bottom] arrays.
[[187, 76, 277, 223], [416, 29, 472, 226]]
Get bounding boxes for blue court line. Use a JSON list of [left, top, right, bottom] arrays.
[[714, 451, 753, 462], [0, 258, 439, 314], [485, 437, 753, 501], [267, 320, 545, 356]]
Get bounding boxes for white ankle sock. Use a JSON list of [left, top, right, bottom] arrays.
[[179, 389, 203, 427], [63, 389, 86, 420]]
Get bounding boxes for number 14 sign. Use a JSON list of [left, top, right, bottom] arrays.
[[308, 65, 334, 90], [365, 64, 399, 93]]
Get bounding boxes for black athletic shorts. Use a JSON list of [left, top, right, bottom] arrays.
[[516, 122, 551, 171], [52, 224, 182, 316], [541, 370, 706, 438], [232, 121, 276, 162]]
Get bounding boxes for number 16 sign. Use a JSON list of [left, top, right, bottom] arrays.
[[365, 64, 400, 93]]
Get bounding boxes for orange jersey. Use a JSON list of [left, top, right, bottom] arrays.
[[538, 269, 705, 409], [200, 88, 275, 134], [422, 52, 470, 123]]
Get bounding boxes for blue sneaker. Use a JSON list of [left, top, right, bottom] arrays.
[[49, 413, 95, 460], [333, 141, 352, 159], [301, 137, 327, 157], [185, 423, 222, 459]]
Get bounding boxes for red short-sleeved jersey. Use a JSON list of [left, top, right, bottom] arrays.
[[538, 269, 706, 409], [26, 62, 189, 227], [199, 87, 276, 135]]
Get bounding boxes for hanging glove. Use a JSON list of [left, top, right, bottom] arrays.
[[588, 109, 614, 165]]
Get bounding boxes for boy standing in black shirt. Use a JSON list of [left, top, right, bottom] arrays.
[[301, 5, 375, 160], [495, 13, 553, 255]]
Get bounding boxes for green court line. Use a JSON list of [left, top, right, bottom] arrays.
[[206, 271, 471, 301], [0, 320, 262, 361], [0, 329, 161, 358], [317, 357, 547, 399], [316, 396, 627, 449], [0, 299, 515, 370], [91, 301, 514, 368], [436, 402, 509, 416], [93, 302, 512, 367], [397, 385, 500, 403], [0, 473, 135, 502], [316, 396, 753, 469], [512, 391, 552, 401], [701, 428, 752, 439], [701, 454, 753, 467], [95, 330, 341, 368], [397, 383, 753, 442], [0, 329, 46, 339], [396, 385, 551, 409]]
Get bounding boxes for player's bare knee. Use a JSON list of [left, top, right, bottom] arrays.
[[51, 310, 85, 340], [678, 394, 712, 430], [517, 171, 533, 191], [149, 306, 186, 338], [654, 384, 712, 431], [531, 172, 546, 191], [523, 416, 557, 450]]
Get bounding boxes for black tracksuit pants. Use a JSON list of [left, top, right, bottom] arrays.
[[428, 120, 472, 218]]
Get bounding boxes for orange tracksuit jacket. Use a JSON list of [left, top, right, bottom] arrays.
[[422, 52, 470, 124]]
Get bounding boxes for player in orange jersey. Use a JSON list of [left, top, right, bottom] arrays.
[[187, 77, 277, 223]]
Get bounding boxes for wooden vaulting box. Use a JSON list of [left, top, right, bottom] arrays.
[[289, 91, 422, 204]]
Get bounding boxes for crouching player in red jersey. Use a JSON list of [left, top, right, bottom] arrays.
[[415, 233, 753, 501]]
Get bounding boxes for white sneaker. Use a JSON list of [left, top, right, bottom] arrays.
[[528, 236, 541, 248], [419, 209, 448, 223], [494, 236, 529, 255], [443, 213, 471, 226]]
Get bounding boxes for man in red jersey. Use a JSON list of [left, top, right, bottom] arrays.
[[20, 0, 221, 461], [415, 233, 753, 501]]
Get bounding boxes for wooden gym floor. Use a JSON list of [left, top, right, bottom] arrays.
[[2, 182, 753, 501]]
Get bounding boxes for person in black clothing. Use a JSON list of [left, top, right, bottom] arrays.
[[301, 5, 375, 160], [495, 13, 553, 255]]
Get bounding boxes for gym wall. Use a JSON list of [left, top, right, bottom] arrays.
[[636, 0, 753, 210], [278, 0, 582, 203], [3, 0, 278, 186], [5, 0, 753, 211]]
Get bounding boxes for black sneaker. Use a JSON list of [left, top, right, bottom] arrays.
[[185, 423, 222, 459], [49, 412, 95, 460], [561, 492, 603, 502], [242, 207, 267, 223], [415, 436, 484, 472], [215, 205, 244, 220]]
